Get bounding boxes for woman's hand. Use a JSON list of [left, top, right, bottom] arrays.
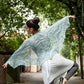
[[69, 15, 75, 18], [69, 15, 76, 22], [2, 62, 8, 68]]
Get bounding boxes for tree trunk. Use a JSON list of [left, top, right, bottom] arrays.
[[0, 54, 7, 84], [78, 36, 83, 79]]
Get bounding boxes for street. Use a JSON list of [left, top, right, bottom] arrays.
[[13, 71, 84, 84]]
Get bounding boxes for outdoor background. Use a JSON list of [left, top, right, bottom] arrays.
[[0, 0, 84, 84]]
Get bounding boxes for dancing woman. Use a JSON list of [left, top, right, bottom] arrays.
[[3, 15, 78, 84]]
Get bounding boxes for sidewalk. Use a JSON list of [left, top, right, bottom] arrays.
[[20, 71, 43, 84], [14, 71, 84, 84], [67, 77, 84, 84]]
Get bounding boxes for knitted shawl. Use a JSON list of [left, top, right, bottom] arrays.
[[7, 16, 70, 68]]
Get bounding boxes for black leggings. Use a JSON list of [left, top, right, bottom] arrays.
[[65, 62, 79, 80]]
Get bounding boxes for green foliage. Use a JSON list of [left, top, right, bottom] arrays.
[[6, 38, 20, 50], [70, 41, 77, 62], [0, 0, 25, 38], [6, 33, 25, 51], [61, 43, 70, 59], [0, 0, 83, 58], [0, 33, 25, 53], [0, 46, 6, 52]]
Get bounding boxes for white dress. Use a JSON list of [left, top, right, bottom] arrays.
[[42, 53, 74, 84]]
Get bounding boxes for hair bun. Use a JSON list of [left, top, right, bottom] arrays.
[[32, 17, 40, 25]]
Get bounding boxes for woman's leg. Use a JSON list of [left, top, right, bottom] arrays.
[[63, 62, 79, 84], [65, 62, 79, 80]]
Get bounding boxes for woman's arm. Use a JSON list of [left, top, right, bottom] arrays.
[[69, 15, 75, 18], [69, 15, 76, 22]]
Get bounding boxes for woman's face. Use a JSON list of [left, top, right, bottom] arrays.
[[25, 24, 33, 34]]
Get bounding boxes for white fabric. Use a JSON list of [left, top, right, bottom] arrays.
[[42, 53, 74, 84]]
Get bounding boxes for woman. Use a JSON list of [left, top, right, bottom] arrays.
[[3, 15, 78, 84]]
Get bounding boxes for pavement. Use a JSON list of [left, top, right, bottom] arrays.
[[14, 71, 84, 84]]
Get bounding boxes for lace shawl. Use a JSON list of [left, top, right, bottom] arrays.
[[7, 16, 70, 68]]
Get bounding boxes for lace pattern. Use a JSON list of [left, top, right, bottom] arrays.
[[7, 16, 70, 68]]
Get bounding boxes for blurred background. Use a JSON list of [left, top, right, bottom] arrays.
[[0, 0, 84, 84]]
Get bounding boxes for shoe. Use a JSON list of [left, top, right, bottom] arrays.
[[59, 77, 64, 84]]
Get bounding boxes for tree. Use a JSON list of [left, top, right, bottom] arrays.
[[0, 0, 84, 83], [0, 0, 26, 83], [56, 0, 84, 79]]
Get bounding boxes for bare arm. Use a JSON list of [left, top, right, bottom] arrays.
[[69, 15, 76, 22]]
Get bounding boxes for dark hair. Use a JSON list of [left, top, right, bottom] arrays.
[[26, 17, 40, 31]]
